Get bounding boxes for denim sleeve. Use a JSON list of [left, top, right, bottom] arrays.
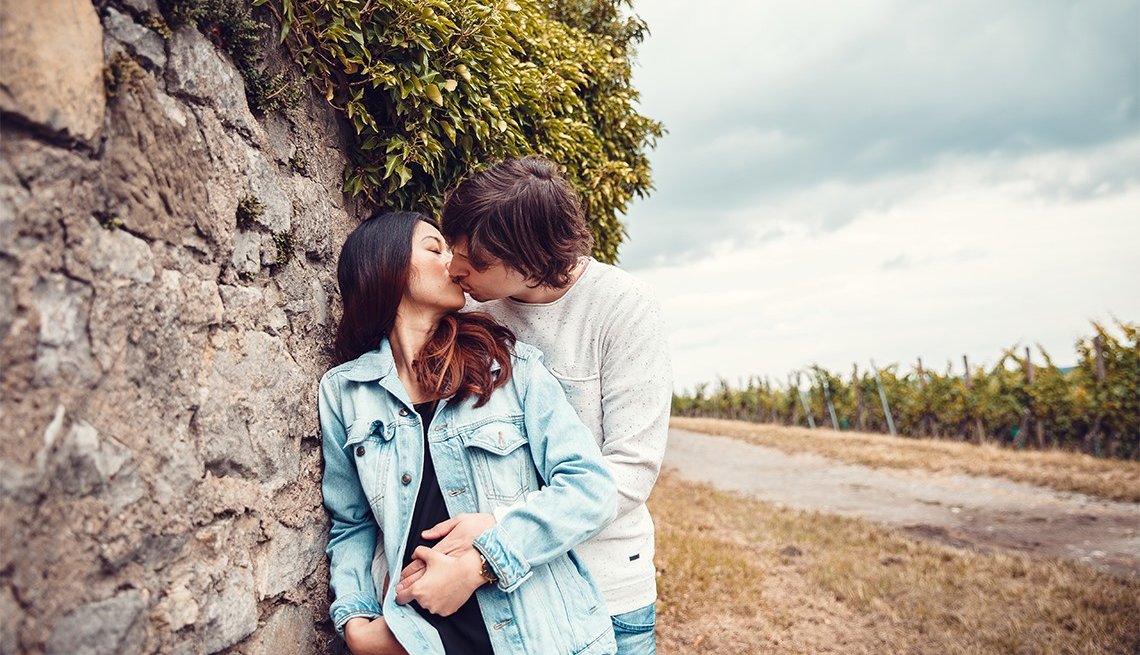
[[318, 376, 383, 636], [473, 353, 618, 592]]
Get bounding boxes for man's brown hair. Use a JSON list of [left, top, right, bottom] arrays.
[[440, 156, 593, 288]]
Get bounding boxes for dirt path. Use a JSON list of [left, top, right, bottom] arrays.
[[664, 428, 1140, 578]]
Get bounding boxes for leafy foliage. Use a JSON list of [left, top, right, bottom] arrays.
[[673, 321, 1140, 459], [259, 0, 662, 263]]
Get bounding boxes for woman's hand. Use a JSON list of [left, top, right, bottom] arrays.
[[395, 512, 495, 600], [397, 546, 486, 616], [344, 616, 407, 655]]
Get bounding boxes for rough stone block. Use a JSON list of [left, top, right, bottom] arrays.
[[196, 331, 304, 489], [55, 420, 133, 496], [165, 26, 258, 136], [242, 605, 318, 655], [254, 520, 326, 599], [246, 146, 293, 234], [201, 568, 258, 653], [64, 216, 156, 286], [232, 231, 262, 279], [154, 577, 199, 632], [0, 585, 20, 655], [100, 80, 213, 246], [33, 275, 95, 384], [159, 269, 225, 328], [103, 7, 166, 71], [119, 0, 159, 13], [0, 0, 106, 143], [46, 589, 147, 655]]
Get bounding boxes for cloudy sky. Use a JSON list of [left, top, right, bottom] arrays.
[[618, 0, 1140, 392]]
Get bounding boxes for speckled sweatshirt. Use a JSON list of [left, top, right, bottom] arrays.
[[470, 257, 673, 616]]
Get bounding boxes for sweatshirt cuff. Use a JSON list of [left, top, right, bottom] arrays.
[[331, 591, 383, 638], [473, 525, 533, 593]]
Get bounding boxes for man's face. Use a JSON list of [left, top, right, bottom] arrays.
[[448, 237, 533, 302]]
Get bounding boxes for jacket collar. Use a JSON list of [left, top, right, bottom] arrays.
[[341, 339, 396, 382], [339, 332, 504, 385]]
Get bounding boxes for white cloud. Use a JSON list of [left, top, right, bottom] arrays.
[[628, 142, 1140, 391], [617, 0, 1140, 391]]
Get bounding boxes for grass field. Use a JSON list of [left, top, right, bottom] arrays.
[[671, 417, 1140, 503], [649, 470, 1140, 654]]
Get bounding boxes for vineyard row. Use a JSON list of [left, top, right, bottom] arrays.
[[671, 321, 1140, 460]]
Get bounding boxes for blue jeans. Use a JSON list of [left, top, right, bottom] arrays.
[[612, 603, 656, 655]]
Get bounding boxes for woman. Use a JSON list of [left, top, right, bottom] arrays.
[[319, 210, 619, 654]]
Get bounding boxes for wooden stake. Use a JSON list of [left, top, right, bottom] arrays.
[[871, 359, 897, 437], [963, 354, 985, 443]]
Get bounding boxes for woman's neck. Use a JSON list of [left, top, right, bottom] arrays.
[[389, 307, 443, 403]]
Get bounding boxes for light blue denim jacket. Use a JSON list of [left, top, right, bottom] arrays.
[[318, 338, 619, 655]]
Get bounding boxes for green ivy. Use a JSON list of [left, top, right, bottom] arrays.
[[258, 0, 661, 263]]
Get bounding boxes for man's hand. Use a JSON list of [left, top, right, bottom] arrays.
[[396, 546, 486, 616], [344, 616, 407, 655], [425, 512, 497, 556], [395, 512, 495, 601]]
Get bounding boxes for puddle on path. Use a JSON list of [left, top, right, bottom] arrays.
[[664, 428, 1140, 578]]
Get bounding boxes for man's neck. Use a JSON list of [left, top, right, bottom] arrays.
[[509, 257, 589, 304]]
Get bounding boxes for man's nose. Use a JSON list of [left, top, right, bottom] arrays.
[[448, 259, 468, 278]]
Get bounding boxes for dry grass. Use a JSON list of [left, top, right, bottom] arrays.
[[650, 470, 1140, 655], [671, 417, 1140, 503]]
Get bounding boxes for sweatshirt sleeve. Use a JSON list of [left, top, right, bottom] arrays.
[[596, 284, 673, 519]]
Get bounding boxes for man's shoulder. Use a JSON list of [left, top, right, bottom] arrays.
[[578, 259, 656, 303]]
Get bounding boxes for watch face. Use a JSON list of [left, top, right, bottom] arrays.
[[480, 557, 497, 583]]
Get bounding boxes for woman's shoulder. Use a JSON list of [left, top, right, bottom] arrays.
[[509, 340, 545, 365], [320, 348, 394, 387]]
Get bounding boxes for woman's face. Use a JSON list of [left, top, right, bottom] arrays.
[[403, 221, 466, 315]]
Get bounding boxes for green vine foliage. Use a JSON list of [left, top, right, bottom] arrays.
[[672, 321, 1140, 460], [257, 0, 662, 263]]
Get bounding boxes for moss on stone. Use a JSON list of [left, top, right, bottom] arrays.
[[104, 52, 145, 98], [235, 194, 264, 229]]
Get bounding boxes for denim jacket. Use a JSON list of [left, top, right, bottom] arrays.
[[318, 338, 619, 655]]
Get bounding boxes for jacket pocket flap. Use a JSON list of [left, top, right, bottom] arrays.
[[345, 417, 392, 447], [464, 423, 527, 456]]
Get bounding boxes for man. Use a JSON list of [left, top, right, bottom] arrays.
[[438, 156, 672, 653]]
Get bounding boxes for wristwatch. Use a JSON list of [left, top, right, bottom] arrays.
[[478, 553, 499, 585]]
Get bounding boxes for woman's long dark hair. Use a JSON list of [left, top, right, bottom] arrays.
[[334, 211, 514, 406]]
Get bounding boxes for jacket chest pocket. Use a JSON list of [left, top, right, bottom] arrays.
[[346, 417, 395, 506], [463, 421, 537, 503]]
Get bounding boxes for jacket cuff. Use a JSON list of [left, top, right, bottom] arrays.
[[331, 591, 383, 638], [473, 525, 533, 593]]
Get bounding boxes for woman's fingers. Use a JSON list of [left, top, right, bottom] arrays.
[[394, 562, 426, 605], [398, 559, 425, 584]]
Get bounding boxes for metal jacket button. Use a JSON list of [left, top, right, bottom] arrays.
[[355, 445, 365, 457], [399, 408, 409, 417], [401, 473, 413, 485]]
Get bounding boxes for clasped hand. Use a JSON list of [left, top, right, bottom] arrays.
[[394, 512, 497, 615]]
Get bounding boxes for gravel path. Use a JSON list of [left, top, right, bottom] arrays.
[[664, 428, 1140, 578]]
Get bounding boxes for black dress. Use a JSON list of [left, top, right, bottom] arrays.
[[402, 400, 494, 654]]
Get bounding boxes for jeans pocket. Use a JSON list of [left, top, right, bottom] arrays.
[[611, 603, 656, 633]]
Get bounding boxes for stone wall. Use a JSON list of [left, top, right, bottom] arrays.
[[1, 0, 364, 652]]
